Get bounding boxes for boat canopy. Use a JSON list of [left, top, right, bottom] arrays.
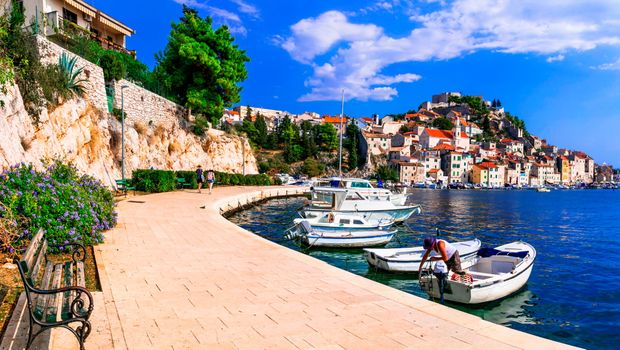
[[477, 247, 529, 258]]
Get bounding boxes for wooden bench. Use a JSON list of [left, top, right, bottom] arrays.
[[115, 178, 136, 196], [14, 229, 94, 350]]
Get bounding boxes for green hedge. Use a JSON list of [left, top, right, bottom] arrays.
[[175, 170, 198, 189], [131, 169, 273, 192], [131, 169, 177, 193], [214, 172, 273, 186]]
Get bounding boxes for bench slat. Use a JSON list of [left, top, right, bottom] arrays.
[[61, 262, 74, 321], [45, 264, 63, 323], [33, 261, 54, 321], [29, 240, 47, 285], [22, 229, 44, 273], [76, 261, 85, 288]]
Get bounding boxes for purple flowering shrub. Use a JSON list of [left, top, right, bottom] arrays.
[[0, 160, 117, 252]]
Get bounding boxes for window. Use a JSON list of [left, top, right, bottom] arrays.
[[353, 220, 363, 225], [63, 8, 78, 24], [340, 219, 350, 224]]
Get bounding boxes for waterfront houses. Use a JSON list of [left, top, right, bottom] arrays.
[[372, 92, 603, 187], [231, 91, 606, 187]]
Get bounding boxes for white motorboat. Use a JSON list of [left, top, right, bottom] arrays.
[[311, 178, 408, 206], [293, 212, 394, 231], [536, 187, 551, 192], [300, 188, 421, 223], [296, 220, 396, 248], [364, 239, 481, 273], [419, 241, 536, 304]]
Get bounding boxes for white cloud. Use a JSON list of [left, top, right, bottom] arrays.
[[280, 0, 620, 102], [592, 58, 620, 70], [281, 11, 383, 64], [229, 0, 260, 18], [173, 0, 260, 35], [546, 54, 565, 63]]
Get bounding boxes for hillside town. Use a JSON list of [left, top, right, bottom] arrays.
[[226, 92, 619, 187]]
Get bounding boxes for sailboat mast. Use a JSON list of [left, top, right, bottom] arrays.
[[338, 90, 344, 177]]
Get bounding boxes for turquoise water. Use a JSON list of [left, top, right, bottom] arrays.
[[228, 189, 620, 349]]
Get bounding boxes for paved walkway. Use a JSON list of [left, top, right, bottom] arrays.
[[2, 187, 579, 349]]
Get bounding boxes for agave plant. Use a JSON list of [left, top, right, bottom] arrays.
[[58, 52, 88, 96]]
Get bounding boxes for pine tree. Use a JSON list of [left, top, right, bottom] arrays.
[[254, 113, 268, 148]]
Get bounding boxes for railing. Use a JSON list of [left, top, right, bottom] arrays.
[[45, 12, 135, 57]]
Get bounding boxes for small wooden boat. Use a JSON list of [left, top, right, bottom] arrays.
[[296, 220, 396, 248], [419, 241, 536, 304], [293, 212, 394, 231], [364, 239, 481, 273]]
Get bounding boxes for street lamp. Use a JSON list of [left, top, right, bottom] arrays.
[[120, 85, 129, 182]]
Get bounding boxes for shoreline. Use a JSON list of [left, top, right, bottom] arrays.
[[3, 186, 580, 349]]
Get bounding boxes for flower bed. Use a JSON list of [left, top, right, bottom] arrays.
[[0, 161, 116, 251]]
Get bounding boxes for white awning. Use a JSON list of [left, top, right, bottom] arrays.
[[98, 15, 133, 36], [65, 0, 96, 17]]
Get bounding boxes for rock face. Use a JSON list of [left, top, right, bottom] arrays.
[[0, 83, 257, 186]]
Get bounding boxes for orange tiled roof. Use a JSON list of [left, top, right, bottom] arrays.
[[433, 143, 456, 151], [478, 161, 498, 169], [425, 129, 453, 139], [428, 168, 440, 173], [323, 116, 347, 124]]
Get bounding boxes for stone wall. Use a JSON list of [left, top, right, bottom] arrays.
[[36, 36, 108, 111], [111, 79, 187, 129]]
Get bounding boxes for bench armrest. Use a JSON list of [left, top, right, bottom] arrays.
[[48, 243, 87, 263], [31, 285, 94, 318]]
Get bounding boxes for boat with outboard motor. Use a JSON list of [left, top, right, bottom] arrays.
[[300, 187, 420, 223], [419, 241, 536, 304], [294, 220, 397, 248], [311, 177, 408, 206], [364, 238, 481, 273], [293, 212, 394, 231]]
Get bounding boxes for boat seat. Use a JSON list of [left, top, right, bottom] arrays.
[[468, 271, 497, 278]]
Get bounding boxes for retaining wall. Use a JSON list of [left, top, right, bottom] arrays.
[[111, 79, 188, 129], [36, 36, 108, 111]]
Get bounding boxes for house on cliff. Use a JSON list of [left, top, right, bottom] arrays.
[[14, 0, 135, 56]]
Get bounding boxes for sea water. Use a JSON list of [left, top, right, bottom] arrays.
[[228, 189, 620, 349]]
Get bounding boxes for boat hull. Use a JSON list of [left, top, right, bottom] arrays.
[[301, 230, 396, 248], [420, 262, 534, 304], [301, 206, 421, 223], [364, 239, 481, 273], [419, 241, 536, 304]]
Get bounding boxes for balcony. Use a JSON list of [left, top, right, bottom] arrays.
[[44, 11, 135, 58]]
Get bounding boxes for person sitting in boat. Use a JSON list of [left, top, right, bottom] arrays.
[[327, 213, 335, 223], [418, 236, 465, 276]]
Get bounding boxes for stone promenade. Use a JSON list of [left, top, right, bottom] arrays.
[[1, 187, 579, 349]]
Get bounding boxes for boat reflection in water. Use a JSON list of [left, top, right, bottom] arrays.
[[464, 289, 539, 326]]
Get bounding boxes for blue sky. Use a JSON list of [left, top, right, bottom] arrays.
[[94, 0, 620, 166]]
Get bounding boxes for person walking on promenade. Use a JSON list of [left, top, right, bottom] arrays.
[[196, 165, 204, 193], [418, 236, 464, 275], [206, 169, 215, 194]]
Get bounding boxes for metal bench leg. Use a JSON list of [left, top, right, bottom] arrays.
[[76, 320, 92, 349]]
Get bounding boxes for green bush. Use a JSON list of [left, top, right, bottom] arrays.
[[0, 161, 116, 252], [132, 169, 177, 193], [175, 170, 197, 189], [99, 52, 126, 81]]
